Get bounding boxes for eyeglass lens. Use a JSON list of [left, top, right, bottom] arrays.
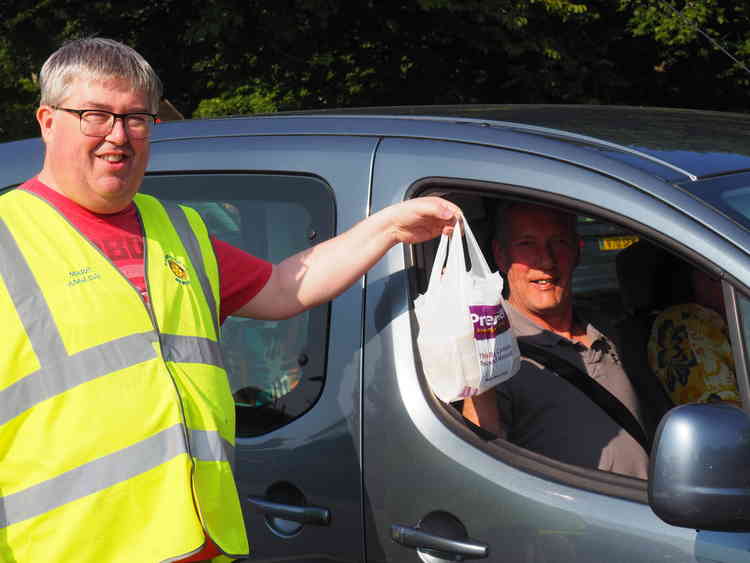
[[80, 111, 154, 139]]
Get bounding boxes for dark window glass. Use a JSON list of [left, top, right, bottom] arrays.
[[680, 171, 750, 232], [573, 215, 638, 316], [141, 173, 334, 436]]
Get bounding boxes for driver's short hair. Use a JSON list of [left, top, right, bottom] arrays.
[[493, 200, 578, 250]]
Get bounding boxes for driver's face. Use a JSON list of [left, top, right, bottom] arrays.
[[494, 205, 579, 324]]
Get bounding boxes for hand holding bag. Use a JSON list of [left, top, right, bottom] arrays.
[[414, 217, 520, 403]]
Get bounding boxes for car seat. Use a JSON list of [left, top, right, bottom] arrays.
[[615, 240, 687, 438]]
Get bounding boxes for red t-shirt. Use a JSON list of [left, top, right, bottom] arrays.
[[21, 178, 272, 324], [21, 178, 272, 560]]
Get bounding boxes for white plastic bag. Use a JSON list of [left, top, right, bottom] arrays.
[[414, 217, 520, 403]]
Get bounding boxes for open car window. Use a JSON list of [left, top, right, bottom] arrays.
[[411, 188, 743, 484]]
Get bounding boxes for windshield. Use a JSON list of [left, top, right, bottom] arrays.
[[681, 171, 750, 231]]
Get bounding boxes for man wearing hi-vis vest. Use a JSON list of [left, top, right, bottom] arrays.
[[0, 38, 459, 563]]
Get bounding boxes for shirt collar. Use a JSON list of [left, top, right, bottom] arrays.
[[504, 302, 606, 349]]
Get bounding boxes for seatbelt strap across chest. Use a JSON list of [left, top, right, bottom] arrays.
[[518, 341, 652, 453]]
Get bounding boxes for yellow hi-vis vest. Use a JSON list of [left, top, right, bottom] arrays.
[[0, 189, 249, 563]]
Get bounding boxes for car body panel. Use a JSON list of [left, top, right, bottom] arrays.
[[362, 136, 750, 562]]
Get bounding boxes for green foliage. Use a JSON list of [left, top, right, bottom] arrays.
[[0, 0, 747, 142], [193, 84, 298, 117], [619, 0, 750, 108], [622, 0, 722, 44]]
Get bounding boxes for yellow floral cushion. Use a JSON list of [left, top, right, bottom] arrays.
[[648, 303, 740, 406]]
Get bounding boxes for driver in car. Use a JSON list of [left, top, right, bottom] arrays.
[[463, 201, 649, 478]]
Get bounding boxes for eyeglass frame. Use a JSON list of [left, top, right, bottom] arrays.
[[51, 106, 159, 139]]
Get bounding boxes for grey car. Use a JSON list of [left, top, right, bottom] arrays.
[[3, 105, 750, 562]]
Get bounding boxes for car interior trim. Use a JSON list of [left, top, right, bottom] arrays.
[[723, 283, 750, 411]]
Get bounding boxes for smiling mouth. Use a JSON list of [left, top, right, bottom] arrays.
[[99, 154, 127, 163], [531, 279, 556, 287]]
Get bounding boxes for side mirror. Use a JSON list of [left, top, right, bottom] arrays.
[[649, 403, 750, 531]]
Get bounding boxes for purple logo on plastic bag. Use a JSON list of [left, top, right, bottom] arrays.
[[469, 304, 510, 340]]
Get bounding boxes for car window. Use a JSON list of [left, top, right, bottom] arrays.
[[574, 216, 638, 315], [140, 173, 335, 437], [414, 188, 742, 482], [677, 171, 750, 232]]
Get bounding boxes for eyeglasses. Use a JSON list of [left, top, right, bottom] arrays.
[[52, 106, 158, 139]]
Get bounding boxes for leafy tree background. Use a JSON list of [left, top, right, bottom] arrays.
[[0, 0, 747, 141]]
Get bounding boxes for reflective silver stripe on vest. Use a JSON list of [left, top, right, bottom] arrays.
[[163, 202, 220, 336], [0, 332, 157, 426], [0, 424, 188, 529], [0, 218, 159, 424], [0, 218, 68, 364], [189, 429, 234, 465], [161, 333, 224, 369]]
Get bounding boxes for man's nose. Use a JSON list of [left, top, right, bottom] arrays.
[[538, 241, 557, 269], [105, 116, 129, 144]]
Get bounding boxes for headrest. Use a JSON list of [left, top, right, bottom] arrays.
[[616, 241, 685, 315]]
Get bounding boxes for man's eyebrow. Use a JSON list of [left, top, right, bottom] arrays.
[[79, 102, 112, 110], [80, 101, 151, 112]]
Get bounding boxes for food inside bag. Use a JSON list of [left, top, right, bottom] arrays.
[[414, 217, 520, 403]]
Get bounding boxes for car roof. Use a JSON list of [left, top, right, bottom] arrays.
[[148, 104, 750, 182], [3, 105, 749, 187], [335, 104, 750, 180]]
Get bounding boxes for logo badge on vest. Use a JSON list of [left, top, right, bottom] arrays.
[[165, 254, 190, 285]]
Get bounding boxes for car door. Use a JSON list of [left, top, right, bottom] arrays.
[[363, 136, 750, 563], [142, 134, 376, 562]]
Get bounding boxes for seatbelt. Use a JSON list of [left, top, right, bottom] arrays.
[[518, 341, 652, 453]]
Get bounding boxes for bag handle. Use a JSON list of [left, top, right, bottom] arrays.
[[447, 219, 466, 284], [424, 216, 490, 294], [461, 219, 493, 278], [425, 231, 452, 294]]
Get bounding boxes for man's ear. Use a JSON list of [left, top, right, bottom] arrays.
[[492, 239, 508, 273], [36, 106, 55, 142]]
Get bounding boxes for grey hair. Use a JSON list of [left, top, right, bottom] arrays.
[[39, 38, 163, 113], [493, 200, 578, 250]]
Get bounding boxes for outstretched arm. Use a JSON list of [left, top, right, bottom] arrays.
[[234, 197, 460, 320]]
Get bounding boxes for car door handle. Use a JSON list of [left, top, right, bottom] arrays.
[[391, 524, 489, 559], [247, 496, 331, 526]]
